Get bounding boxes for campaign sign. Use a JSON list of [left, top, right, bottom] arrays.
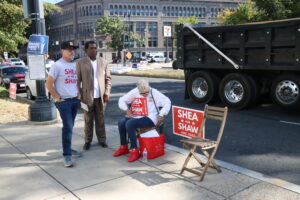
[[172, 106, 204, 138], [130, 98, 148, 116], [9, 83, 17, 99], [27, 35, 49, 55]]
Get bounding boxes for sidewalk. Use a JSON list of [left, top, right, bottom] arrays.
[[0, 117, 300, 200]]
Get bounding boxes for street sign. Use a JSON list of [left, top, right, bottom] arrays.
[[172, 106, 204, 138], [9, 83, 17, 99], [28, 55, 46, 80], [27, 35, 49, 55], [126, 52, 132, 59], [164, 26, 172, 37]]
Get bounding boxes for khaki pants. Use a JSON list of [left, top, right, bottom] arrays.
[[84, 98, 106, 143]]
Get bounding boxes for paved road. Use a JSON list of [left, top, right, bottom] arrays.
[[105, 75, 300, 185]]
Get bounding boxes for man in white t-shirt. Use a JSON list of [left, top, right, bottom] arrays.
[[76, 41, 112, 150], [113, 79, 171, 162], [46, 41, 81, 167]]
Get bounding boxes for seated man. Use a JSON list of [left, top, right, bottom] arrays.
[[113, 79, 171, 162]]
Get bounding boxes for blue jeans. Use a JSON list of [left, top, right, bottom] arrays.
[[118, 116, 155, 149], [55, 99, 80, 156]]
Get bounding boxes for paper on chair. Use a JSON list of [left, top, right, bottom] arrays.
[[140, 129, 159, 138], [80, 102, 88, 111]]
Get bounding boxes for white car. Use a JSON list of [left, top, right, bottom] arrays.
[[152, 55, 166, 62], [7, 58, 26, 67], [25, 65, 52, 100]]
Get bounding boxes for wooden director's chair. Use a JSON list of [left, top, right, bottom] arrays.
[[180, 105, 228, 181]]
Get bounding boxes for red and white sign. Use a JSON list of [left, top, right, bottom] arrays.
[[163, 26, 172, 37], [172, 106, 204, 138], [130, 98, 148, 116], [9, 83, 17, 99]]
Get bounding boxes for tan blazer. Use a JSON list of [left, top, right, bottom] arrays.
[[76, 56, 112, 106]]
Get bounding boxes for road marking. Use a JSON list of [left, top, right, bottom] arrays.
[[166, 144, 300, 194], [280, 120, 300, 126]]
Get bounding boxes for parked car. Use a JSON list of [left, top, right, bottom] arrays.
[[6, 58, 26, 67], [0, 66, 28, 92], [25, 65, 52, 100], [152, 55, 166, 62]]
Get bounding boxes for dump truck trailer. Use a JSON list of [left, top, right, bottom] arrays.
[[174, 18, 300, 109]]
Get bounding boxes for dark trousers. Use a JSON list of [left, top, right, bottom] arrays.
[[118, 116, 155, 149], [84, 98, 106, 144], [55, 99, 80, 156]]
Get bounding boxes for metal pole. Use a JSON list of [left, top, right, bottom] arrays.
[[165, 37, 170, 63], [28, 0, 57, 122]]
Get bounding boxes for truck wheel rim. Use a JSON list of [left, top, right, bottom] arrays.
[[224, 80, 244, 103], [192, 77, 208, 98], [275, 80, 299, 105]]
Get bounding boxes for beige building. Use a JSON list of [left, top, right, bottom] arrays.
[[48, 0, 245, 62]]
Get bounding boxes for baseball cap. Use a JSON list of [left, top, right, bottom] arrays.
[[61, 41, 78, 49]]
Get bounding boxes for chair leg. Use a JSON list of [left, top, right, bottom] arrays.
[[202, 149, 221, 173], [200, 148, 221, 181], [180, 144, 196, 174]]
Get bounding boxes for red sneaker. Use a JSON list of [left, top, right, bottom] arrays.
[[128, 148, 141, 162], [113, 145, 129, 157]]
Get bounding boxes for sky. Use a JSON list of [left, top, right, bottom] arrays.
[[42, 0, 63, 4]]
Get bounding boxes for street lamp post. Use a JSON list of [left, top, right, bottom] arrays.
[[23, 0, 57, 122]]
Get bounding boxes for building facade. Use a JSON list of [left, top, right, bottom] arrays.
[[48, 0, 245, 62]]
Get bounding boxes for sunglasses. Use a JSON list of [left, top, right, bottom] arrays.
[[140, 92, 149, 95]]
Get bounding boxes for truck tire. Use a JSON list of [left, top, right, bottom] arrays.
[[271, 74, 300, 108], [219, 73, 254, 109], [187, 71, 219, 104]]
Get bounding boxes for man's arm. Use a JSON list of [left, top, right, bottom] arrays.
[[46, 75, 62, 101], [76, 61, 82, 99]]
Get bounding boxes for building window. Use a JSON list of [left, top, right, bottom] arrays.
[[136, 22, 146, 32], [175, 7, 178, 16], [132, 6, 136, 15], [136, 6, 140, 16], [114, 5, 118, 15], [119, 5, 123, 16], [154, 7, 157, 16], [123, 5, 127, 16], [110, 5, 113, 15], [163, 38, 172, 47], [149, 6, 153, 16], [141, 6, 144, 16], [167, 7, 170, 16], [145, 6, 149, 16], [183, 7, 186, 16], [148, 37, 157, 47], [163, 7, 166, 16], [179, 7, 182, 16], [99, 40, 103, 48], [148, 22, 157, 32], [171, 7, 174, 16], [187, 7, 190, 16]]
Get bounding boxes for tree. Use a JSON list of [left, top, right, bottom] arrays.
[[175, 16, 199, 26], [44, 2, 61, 33], [0, 1, 29, 54], [218, 0, 300, 25], [218, 0, 258, 25], [96, 16, 143, 57]]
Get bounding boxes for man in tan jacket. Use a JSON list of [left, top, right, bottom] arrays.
[[76, 41, 112, 150]]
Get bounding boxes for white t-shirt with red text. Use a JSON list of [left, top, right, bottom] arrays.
[[48, 58, 78, 99]]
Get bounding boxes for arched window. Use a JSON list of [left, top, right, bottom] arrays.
[[163, 7, 166, 16], [149, 6, 153, 16], [191, 7, 194, 16], [179, 7, 182, 16], [119, 5, 123, 15], [83, 7, 86, 16], [109, 5, 113, 15], [183, 7, 186, 16], [141, 6, 144, 16], [187, 7, 190, 16], [167, 7, 170, 16], [175, 7, 178, 16], [136, 5, 140, 16], [114, 5, 118, 15], [128, 5, 131, 15], [89, 6, 92, 16], [132, 5, 136, 16], [153, 6, 157, 16], [171, 7, 174, 16], [145, 6, 149, 16], [93, 5, 97, 16], [98, 5, 102, 15], [123, 5, 127, 16]]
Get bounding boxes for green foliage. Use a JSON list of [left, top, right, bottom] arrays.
[[218, 0, 300, 25], [176, 16, 199, 25], [0, 1, 29, 53], [0, 87, 9, 98], [96, 16, 144, 51], [44, 2, 62, 32], [218, 1, 258, 25]]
